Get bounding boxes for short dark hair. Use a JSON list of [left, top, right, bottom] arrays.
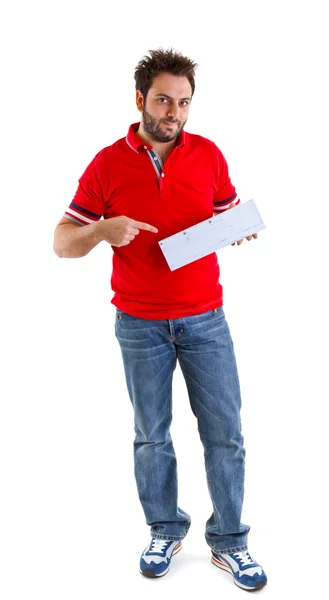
[[134, 47, 198, 100]]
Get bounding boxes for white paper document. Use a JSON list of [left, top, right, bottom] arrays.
[[158, 199, 266, 271]]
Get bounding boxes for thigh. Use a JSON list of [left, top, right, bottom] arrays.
[[115, 310, 177, 434], [176, 308, 242, 440]]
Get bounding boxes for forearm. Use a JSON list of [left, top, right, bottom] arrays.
[[53, 220, 104, 258]]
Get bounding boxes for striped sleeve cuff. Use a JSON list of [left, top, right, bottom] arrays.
[[213, 193, 240, 212], [64, 202, 103, 226]]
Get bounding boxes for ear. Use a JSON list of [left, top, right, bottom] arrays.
[[136, 90, 144, 112]]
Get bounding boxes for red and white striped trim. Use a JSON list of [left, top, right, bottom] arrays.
[[65, 208, 96, 224], [211, 555, 231, 571], [214, 197, 241, 213]]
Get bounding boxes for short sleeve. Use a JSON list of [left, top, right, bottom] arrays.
[[212, 145, 240, 213], [64, 152, 106, 226]]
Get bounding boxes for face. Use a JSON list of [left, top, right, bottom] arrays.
[[137, 72, 192, 143]]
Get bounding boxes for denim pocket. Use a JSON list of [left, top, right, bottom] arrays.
[[115, 309, 136, 322], [213, 306, 224, 314], [211, 306, 225, 323], [116, 309, 126, 321]]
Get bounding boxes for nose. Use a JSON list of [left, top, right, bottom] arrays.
[[166, 103, 179, 120]]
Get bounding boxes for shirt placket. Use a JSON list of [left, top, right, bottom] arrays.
[[146, 148, 168, 198], [146, 149, 163, 181]]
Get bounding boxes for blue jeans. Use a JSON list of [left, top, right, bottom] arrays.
[[114, 306, 250, 552]]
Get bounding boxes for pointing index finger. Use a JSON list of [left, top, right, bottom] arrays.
[[134, 220, 158, 233]]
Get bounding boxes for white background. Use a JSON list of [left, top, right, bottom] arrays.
[[1, 1, 328, 598]]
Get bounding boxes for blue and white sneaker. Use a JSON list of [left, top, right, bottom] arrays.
[[140, 538, 182, 578], [211, 549, 267, 591]]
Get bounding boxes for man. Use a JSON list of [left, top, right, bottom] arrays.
[[53, 48, 267, 592]]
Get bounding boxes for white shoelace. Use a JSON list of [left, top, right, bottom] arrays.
[[232, 551, 255, 566], [149, 539, 168, 553]]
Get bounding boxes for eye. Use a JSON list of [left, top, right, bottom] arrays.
[[180, 101, 189, 107], [158, 97, 168, 103]]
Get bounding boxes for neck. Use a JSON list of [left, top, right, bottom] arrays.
[[136, 122, 177, 157]]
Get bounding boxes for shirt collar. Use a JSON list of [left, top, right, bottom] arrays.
[[126, 122, 185, 153]]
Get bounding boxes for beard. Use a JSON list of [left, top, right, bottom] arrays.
[[142, 108, 186, 143]]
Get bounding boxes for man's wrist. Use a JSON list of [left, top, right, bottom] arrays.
[[92, 219, 105, 244]]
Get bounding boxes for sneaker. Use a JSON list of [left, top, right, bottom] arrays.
[[140, 538, 182, 578], [211, 549, 267, 591]]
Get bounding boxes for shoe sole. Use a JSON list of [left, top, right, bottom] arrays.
[[211, 555, 267, 591], [140, 542, 182, 578]]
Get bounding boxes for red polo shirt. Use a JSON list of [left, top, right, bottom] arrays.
[[64, 123, 239, 319]]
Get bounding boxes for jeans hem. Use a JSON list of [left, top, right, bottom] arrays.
[[211, 544, 248, 554], [151, 533, 186, 541]]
